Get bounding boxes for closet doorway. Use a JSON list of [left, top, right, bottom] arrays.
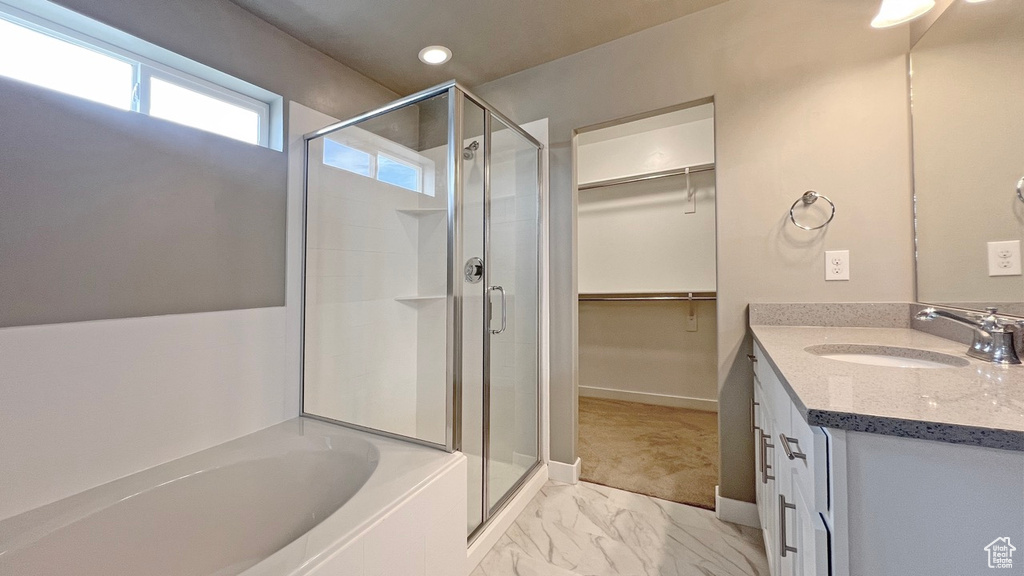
[[573, 100, 718, 510]]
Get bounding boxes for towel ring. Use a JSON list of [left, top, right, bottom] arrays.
[[1016, 177, 1024, 203], [789, 191, 835, 231]]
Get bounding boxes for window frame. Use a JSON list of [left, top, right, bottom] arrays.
[[323, 138, 376, 178], [321, 127, 435, 197], [138, 65, 271, 147], [0, 2, 274, 148], [375, 151, 423, 193]]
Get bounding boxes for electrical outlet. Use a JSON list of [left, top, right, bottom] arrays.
[[825, 250, 850, 281], [988, 240, 1022, 276]]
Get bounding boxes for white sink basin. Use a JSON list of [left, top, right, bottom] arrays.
[[804, 344, 970, 369]]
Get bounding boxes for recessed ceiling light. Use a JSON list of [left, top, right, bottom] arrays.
[[418, 45, 452, 65], [871, 0, 935, 27]]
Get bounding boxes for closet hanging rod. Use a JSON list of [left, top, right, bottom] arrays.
[[577, 163, 715, 191], [578, 292, 717, 302]]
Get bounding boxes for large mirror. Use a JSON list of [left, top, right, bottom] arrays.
[[912, 0, 1024, 315]]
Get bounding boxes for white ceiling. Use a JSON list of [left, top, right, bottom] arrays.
[[230, 0, 729, 95]]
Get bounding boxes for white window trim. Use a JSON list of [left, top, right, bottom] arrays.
[[138, 66, 271, 147], [0, 0, 281, 149]]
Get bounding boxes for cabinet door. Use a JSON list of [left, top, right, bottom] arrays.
[[779, 466, 830, 576], [761, 415, 779, 575], [753, 344, 834, 576], [753, 379, 764, 512]]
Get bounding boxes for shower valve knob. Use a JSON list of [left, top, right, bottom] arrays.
[[464, 257, 484, 284]]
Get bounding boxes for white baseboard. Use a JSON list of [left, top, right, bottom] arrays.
[[715, 485, 759, 528], [579, 386, 718, 412], [467, 464, 548, 573], [547, 457, 581, 484]]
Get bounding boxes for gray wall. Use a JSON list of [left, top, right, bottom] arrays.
[[0, 0, 396, 327], [475, 0, 915, 502]]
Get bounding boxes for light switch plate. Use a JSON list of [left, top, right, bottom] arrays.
[[988, 240, 1022, 276], [825, 250, 850, 281]]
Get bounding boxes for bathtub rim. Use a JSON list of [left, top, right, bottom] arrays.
[[246, 428, 465, 576], [0, 417, 464, 576]]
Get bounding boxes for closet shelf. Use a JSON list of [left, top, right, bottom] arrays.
[[578, 163, 715, 191], [578, 291, 716, 302]]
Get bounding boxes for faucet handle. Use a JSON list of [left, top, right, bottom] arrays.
[[981, 308, 1024, 334], [979, 307, 1021, 324], [1004, 319, 1024, 333], [917, 306, 1023, 364], [980, 308, 1002, 331]]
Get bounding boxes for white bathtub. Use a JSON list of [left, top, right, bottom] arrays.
[[0, 418, 467, 576]]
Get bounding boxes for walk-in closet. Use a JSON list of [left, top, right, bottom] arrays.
[[575, 101, 718, 509]]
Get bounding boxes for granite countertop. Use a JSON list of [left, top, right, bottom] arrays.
[[750, 325, 1024, 451]]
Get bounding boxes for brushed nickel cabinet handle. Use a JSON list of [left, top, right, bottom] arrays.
[[779, 434, 807, 461], [779, 494, 798, 557], [760, 431, 775, 483], [759, 430, 767, 482], [751, 400, 760, 433]]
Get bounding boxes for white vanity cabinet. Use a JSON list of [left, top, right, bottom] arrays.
[[752, 343, 831, 576], [751, 337, 1024, 576]]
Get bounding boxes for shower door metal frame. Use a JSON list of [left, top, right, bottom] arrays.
[[449, 87, 464, 454], [461, 88, 545, 543], [300, 80, 545, 540], [481, 110, 493, 515]]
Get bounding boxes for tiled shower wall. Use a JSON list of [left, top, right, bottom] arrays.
[[487, 143, 540, 470], [303, 136, 447, 442]]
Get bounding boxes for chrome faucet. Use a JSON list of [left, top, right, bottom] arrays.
[[915, 307, 1022, 364]]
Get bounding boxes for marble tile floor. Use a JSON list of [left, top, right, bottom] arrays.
[[470, 480, 768, 576]]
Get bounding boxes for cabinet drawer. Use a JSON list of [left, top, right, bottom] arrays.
[[752, 341, 767, 381], [753, 370, 764, 439], [759, 357, 792, 438], [782, 399, 831, 516], [758, 414, 778, 573], [751, 342, 776, 399], [779, 471, 831, 576]]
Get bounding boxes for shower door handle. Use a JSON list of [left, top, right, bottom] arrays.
[[488, 285, 507, 335]]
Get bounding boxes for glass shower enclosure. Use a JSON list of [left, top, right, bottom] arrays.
[[301, 82, 542, 539]]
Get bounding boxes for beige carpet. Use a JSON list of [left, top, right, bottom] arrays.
[[578, 397, 719, 510]]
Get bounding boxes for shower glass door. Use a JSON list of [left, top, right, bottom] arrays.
[[484, 117, 540, 512], [302, 83, 541, 540], [461, 97, 487, 533], [463, 96, 542, 537]]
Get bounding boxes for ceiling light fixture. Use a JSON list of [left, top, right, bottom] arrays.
[[871, 0, 936, 27], [418, 45, 452, 65]]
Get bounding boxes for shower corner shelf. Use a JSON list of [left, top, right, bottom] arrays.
[[395, 208, 446, 216], [394, 295, 446, 302]]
